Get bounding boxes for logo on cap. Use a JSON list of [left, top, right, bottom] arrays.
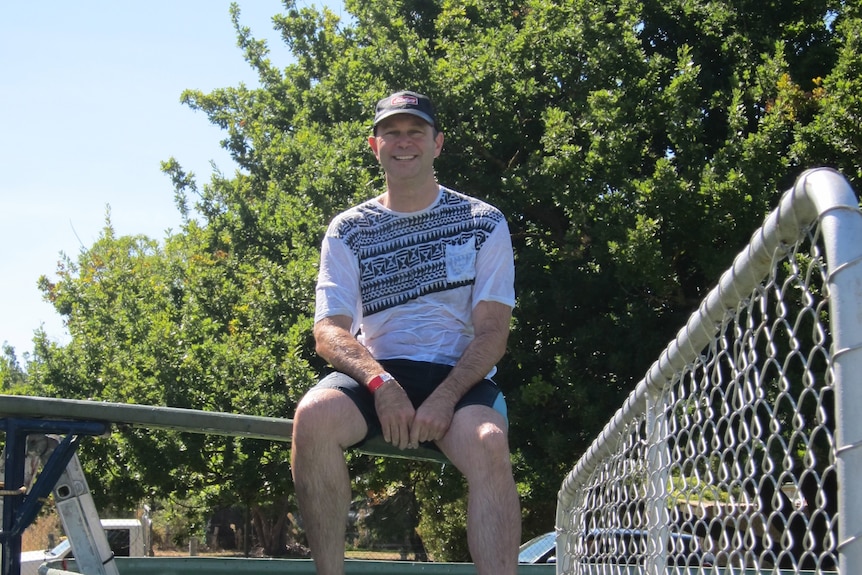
[[391, 95, 419, 106]]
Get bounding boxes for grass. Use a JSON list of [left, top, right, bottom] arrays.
[[21, 513, 62, 552]]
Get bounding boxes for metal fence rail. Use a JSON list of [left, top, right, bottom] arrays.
[[555, 168, 862, 574]]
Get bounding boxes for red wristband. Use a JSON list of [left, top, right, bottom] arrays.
[[367, 372, 394, 393]]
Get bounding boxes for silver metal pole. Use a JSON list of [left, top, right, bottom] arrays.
[[796, 168, 862, 575]]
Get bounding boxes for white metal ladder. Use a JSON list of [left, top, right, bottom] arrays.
[[52, 451, 120, 575], [1, 434, 118, 575]]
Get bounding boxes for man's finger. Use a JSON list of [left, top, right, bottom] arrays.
[[407, 425, 420, 448], [403, 421, 415, 449]]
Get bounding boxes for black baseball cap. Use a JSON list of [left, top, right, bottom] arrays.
[[373, 90, 438, 131]]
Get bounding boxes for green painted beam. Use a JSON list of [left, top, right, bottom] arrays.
[[45, 558, 555, 574], [0, 394, 293, 442], [0, 394, 448, 462]]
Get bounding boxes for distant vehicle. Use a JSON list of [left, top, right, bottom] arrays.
[[20, 518, 146, 575], [583, 528, 715, 566], [519, 529, 716, 566], [19, 538, 73, 575], [518, 531, 557, 564]]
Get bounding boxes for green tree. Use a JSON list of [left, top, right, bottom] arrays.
[[180, 0, 861, 544], [27, 0, 859, 559], [31, 206, 318, 555], [1, 343, 28, 389]]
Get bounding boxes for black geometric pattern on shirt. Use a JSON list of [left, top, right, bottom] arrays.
[[332, 189, 505, 316]]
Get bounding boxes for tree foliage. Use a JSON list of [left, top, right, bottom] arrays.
[[18, 0, 860, 558], [1, 343, 28, 389]]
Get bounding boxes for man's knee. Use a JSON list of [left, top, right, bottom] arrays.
[[442, 410, 512, 472], [475, 422, 511, 461], [294, 389, 339, 434], [293, 388, 366, 448]]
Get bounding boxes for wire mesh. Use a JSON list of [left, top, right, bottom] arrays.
[[556, 169, 862, 575]]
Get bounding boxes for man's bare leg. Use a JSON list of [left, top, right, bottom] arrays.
[[291, 388, 367, 575], [437, 405, 521, 575]]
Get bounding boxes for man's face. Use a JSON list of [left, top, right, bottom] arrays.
[[369, 115, 443, 185]]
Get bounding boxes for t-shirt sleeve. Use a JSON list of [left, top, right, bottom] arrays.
[[472, 219, 515, 309], [314, 232, 362, 332]]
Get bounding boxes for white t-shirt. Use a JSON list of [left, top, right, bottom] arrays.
[[315, 186, 515, 368]]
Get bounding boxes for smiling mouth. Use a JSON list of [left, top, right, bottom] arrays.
[[394, 155, 417, 160]]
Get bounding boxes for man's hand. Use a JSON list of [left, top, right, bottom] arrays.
[[408, 390, 458, 447], [373, 380, 416, 450]]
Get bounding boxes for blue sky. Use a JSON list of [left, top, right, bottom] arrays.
[[1, 1, 344, 360]]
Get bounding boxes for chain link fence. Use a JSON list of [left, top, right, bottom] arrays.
[[556, 169, 862, 574]]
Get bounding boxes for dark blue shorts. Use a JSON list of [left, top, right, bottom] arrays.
[[312, 359, 508, 450]]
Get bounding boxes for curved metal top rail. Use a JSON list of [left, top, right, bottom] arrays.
[[557, 167, 862, 511]]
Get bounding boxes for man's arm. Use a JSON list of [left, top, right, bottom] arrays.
[[313, 315, 416, 449], [313, 315, 381, 382], [408, 300, 513, 445]]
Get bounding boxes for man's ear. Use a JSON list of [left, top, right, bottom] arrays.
[[434, 131, 444, 158], [368, 135, 381, 159]]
